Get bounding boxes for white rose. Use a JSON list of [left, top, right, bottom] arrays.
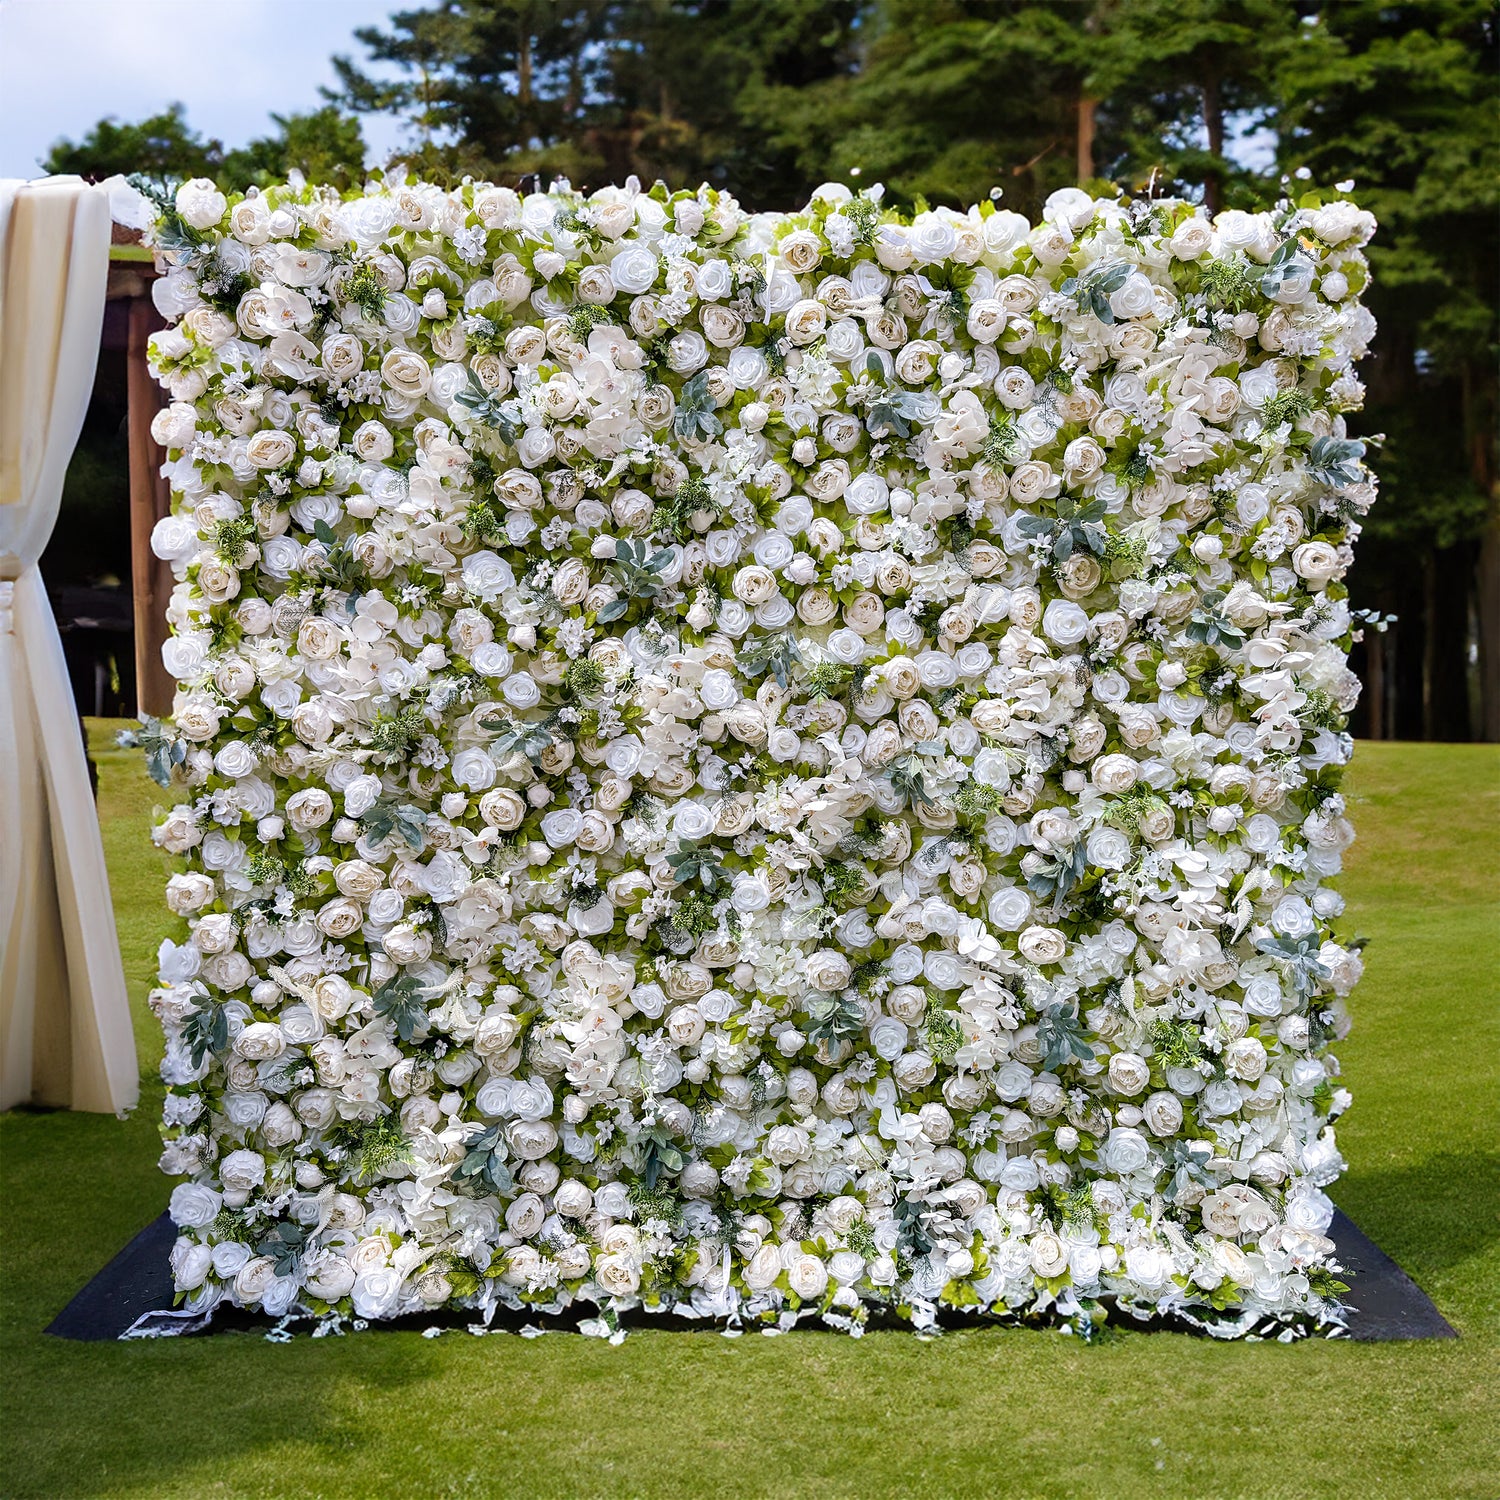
[[787, 1254, 829, 1301], [1041, 599, 1090, 647], [1107, 1052, 1150, 1096], [1018, 926, 1067, 965], [1292, 540, 1342, 590], [1102, 1126, 1151, 1174], [610, 244, 659, 295], [175, 177, 227, 230], [1108, 271, 1157, 321], [245, 430, 296, 469], [169, 1182, 222, 1228], [381, 348, 432, 398], [1142, 1092, 1184, 1136]]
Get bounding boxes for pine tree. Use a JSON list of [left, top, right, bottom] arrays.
[[740, 0, 1092, 216], [1089, 0, 1301, 212], [605, 0, 863, 205], [328, 0, 620, 184], [223, 108, 368, 191], [1273, 0, 1498, 739]]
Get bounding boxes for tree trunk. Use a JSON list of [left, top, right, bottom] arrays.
[[1201, 73, 1223, 216], [519, 29, 537, 111], [1479, 519, 1500, 741], [1424, 543, 1474, 741], [1077, 97, 1096, 184], [1464, 358, 1500, 740], [1393, 576, 1424, 739], [1364, 629, 1385, 739], [566, 56, 580, 122]]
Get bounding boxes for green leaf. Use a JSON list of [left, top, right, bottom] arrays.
[[372, 973, 428, 1042], [1036, 1003, 1095, 1072], [181, 1000, 230, 1068]]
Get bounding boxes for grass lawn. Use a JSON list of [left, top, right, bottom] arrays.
[[2, 727, 1497, 1500]]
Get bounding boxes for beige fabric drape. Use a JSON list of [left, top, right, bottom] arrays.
[[0, 177, 138, 1113]]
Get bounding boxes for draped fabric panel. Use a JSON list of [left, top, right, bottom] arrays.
[[0, 177, 138, 1113]]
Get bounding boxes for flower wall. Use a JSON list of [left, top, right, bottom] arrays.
[[138, 171, 1376, 1336]]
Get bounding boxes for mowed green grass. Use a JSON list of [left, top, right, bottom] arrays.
[[1, 727, 1496, 1500]]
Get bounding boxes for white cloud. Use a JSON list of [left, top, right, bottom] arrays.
[[0, 0, 412, 178]]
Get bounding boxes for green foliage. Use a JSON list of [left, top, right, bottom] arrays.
[[672, 371, 723, 443], [331, 1114, 416, 1183], [598, 539, 674, 622], [480, 712, 555, 766], [628, 1180, 686, 1229], [1064, 259, 1132, 323], [1017, 497, 1110, 566], [738, 632, 803, 690], [457, 1124, 515, 1193], [133, 716, 189, 788], [1036, 1002, 1095, 1071], [951, 779, 1006, 821], [341, 262, 388, 321], [1026, 842, 1088, 905], [1036, 1181, 1097, 1233], [803, 660, 852, 701], [370, 705, 430, 764], [180, 1000, 231, 1070], [1198, 256, 1262, 312], [1149, 1017, 1203, 1070], [44, 102, 364, 191], [358, 797, 429, 851], [922, 1008, 965, 1064], [371, 973, 429, 1042], [42, 103, 220, 180], [564, 658, 607, 698], [817, 860, 866, 910], [666, 841, 729, 896], [864, 352, 931, 440], [255, 1220, 310, 1276], [803, 990, 865, 1050]]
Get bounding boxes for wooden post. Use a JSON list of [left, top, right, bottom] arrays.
[[126, 294, 175, 719]]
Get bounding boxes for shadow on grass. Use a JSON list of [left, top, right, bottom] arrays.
[[1336, 1149, 1500, 1324]]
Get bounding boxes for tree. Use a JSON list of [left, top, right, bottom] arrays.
[[604, 0, 863, 205], [1273, 0, 1498, 740], [40, 0, 1497, 739], [223, 107, 368, 191], [44, 104, 366, 193], [42, 104, 221, 180], [329, 0, 619, 184], [730, 0, 1089, 216], [1090, 0, 1301, 213]]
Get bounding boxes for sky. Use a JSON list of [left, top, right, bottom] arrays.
[[0, 0, 411, 179]]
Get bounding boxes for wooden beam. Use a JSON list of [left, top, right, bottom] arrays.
[[126, 295, 175, 719]]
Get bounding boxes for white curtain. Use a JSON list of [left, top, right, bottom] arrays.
[[0, 177, 138, 1113]]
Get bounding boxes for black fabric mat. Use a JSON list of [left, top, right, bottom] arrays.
[[47, 1213, 180, 1342], [1330, 1209, 1456, 1341], [45, 1205, 1455, 1343]]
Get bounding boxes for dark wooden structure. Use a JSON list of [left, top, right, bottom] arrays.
[[110, 228, 174, 718]]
